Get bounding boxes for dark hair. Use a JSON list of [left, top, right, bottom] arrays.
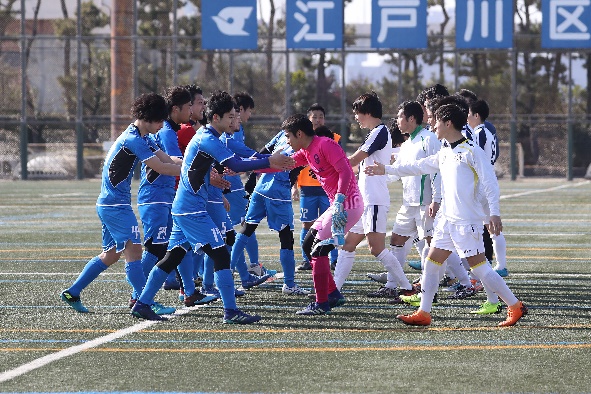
[[432, 95, 469, 115], [435, 104, 468, 131], [164, 86, 192, 115], [314, 125, 334, 140], [205, 90, 235, 122], [469, 99, 489, 122], [131, 93, 168, 122], [281, 114, 315, 136], [388, 119, 407, 147], [417, 84, 449, 104], [457, 88, 478, 104], [307, 103, 326, 115], [398, 100, 424, 125], [352, 91, 382, 119], [185, 84, 203, 101], [233, 91, 255, 110]]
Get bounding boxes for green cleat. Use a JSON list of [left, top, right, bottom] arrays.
[[400, 293, 438, 307], [60, 290, 89, 313], [470, 301, 502, 315]]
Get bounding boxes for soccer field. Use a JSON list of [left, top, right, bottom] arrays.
[[1, 178, 590, 393]]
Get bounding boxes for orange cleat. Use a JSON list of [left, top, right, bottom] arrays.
[[498, 301, 528, 327], [396, 309, 432, 326]]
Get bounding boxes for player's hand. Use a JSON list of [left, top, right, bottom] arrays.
[[331, 193, 348, 229], [429, 202, 440, 218], [489, 215, 503, 236], [291, 185, 300, 201], [364, 162, 386, 176], [210, 170, 231, 190], [269, 151, 295, 171]]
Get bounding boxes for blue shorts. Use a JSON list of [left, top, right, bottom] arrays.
[[299, 194, 330, 223], [245, 192, 294, 231], [138, 203, 172, 245], [207, 202, 234, 236], [225, 189, 248, 226], [96, 205, 142, 253], [169, 212, 226, 252]]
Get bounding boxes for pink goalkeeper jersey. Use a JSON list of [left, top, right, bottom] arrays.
[[292, 136, 362, 208]]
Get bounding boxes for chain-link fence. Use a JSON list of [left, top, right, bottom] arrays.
[[1, 0, 590, 180]]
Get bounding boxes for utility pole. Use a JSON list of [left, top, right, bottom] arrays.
[[110, 0, 134, 139]]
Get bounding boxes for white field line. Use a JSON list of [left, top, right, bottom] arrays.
[[0, 305, 200, 383], [499, 180, 590, 200]]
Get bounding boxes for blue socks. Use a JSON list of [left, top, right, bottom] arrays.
[[68, 256, 108, 297], [214, 269, 237, 310], [300, 228, 309, 262], [231, 233, 251, 281], [280, 248, 296, 287], [245, 233, 259, 265], [138, 267, 168, 305], [140, 250, 159, 279], [125, 260, 146, 299], [203, 255, 215, 288], [178, 250, 196, 296]]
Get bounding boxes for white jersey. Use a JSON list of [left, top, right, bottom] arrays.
[[357, 124, 392, 206], [473, 123, 497, 165], [396, 127, 442, 207], [387, 138, 500, 225]]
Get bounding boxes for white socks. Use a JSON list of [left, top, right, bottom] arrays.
[[471, 262, 517, 306], [491, 232, 507, 270], [333, 250, 355, 290], [379, 249, 411, 290]]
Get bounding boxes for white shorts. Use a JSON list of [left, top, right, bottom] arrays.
[[349, 205, 389, 235], [392, 205, 434, 240], [431, 218, 484, 258]]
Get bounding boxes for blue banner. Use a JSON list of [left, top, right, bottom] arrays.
[[542, 0, 591, 48], [201, 0, 258, 50], [286, 0, 343, 49], [371, 0, 427, 49], [456, 0, 513, 49]]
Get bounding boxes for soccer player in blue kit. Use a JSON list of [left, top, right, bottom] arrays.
[[131, 91, 294, 324], [60, 93, 182, 313]]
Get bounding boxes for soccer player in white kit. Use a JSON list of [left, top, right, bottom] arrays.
[[365, 104, 527, 327]]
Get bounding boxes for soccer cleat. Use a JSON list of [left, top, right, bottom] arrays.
[[297, 261, 313, 271], [498, 301, 528, 327], [495, 267, 509, 277], [407, 260, 422, 271], [442, 281, 463, 292], [282, 283, 311, 295], [470, 279, 484, 292], [201, 285, 221, 298], [328, 293, 346, 308], [396, 309, 432, 326], [178, 289, 185, 303], [60, 290, 89, 313], [439, 275, 456, 287], [366, 272, 388, 284], [234, 287, 246, 297], [241, 273, 271, 289], [470, 301, 503, 315], [367, 286, 400, 298], [449, 285, 477, 299], [131, 301, 167, 321], [400, 293, 438, 307], [151, 302, 175, 315], [163, 277, 181, 290], [295, 302, 331, 315], [223, 309, 261, 324], [184, 291, 217, 307], [248, 263, 277, 277]]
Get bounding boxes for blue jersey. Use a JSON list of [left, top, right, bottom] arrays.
[[253, 130, 293, 201], [97, 124, 159, 206], [138, 120, 183, 205], [173, 125, 235, 215], [220, 125, 258, 192]]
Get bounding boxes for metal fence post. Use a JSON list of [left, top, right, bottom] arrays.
[[20, 0, 27, 180], [510, 48, 517, 180], [76, 0, 84, 179], [567, 52, 573, 181]]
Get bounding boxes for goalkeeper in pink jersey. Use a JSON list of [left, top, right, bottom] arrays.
[[282, 114, 364, 315]]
